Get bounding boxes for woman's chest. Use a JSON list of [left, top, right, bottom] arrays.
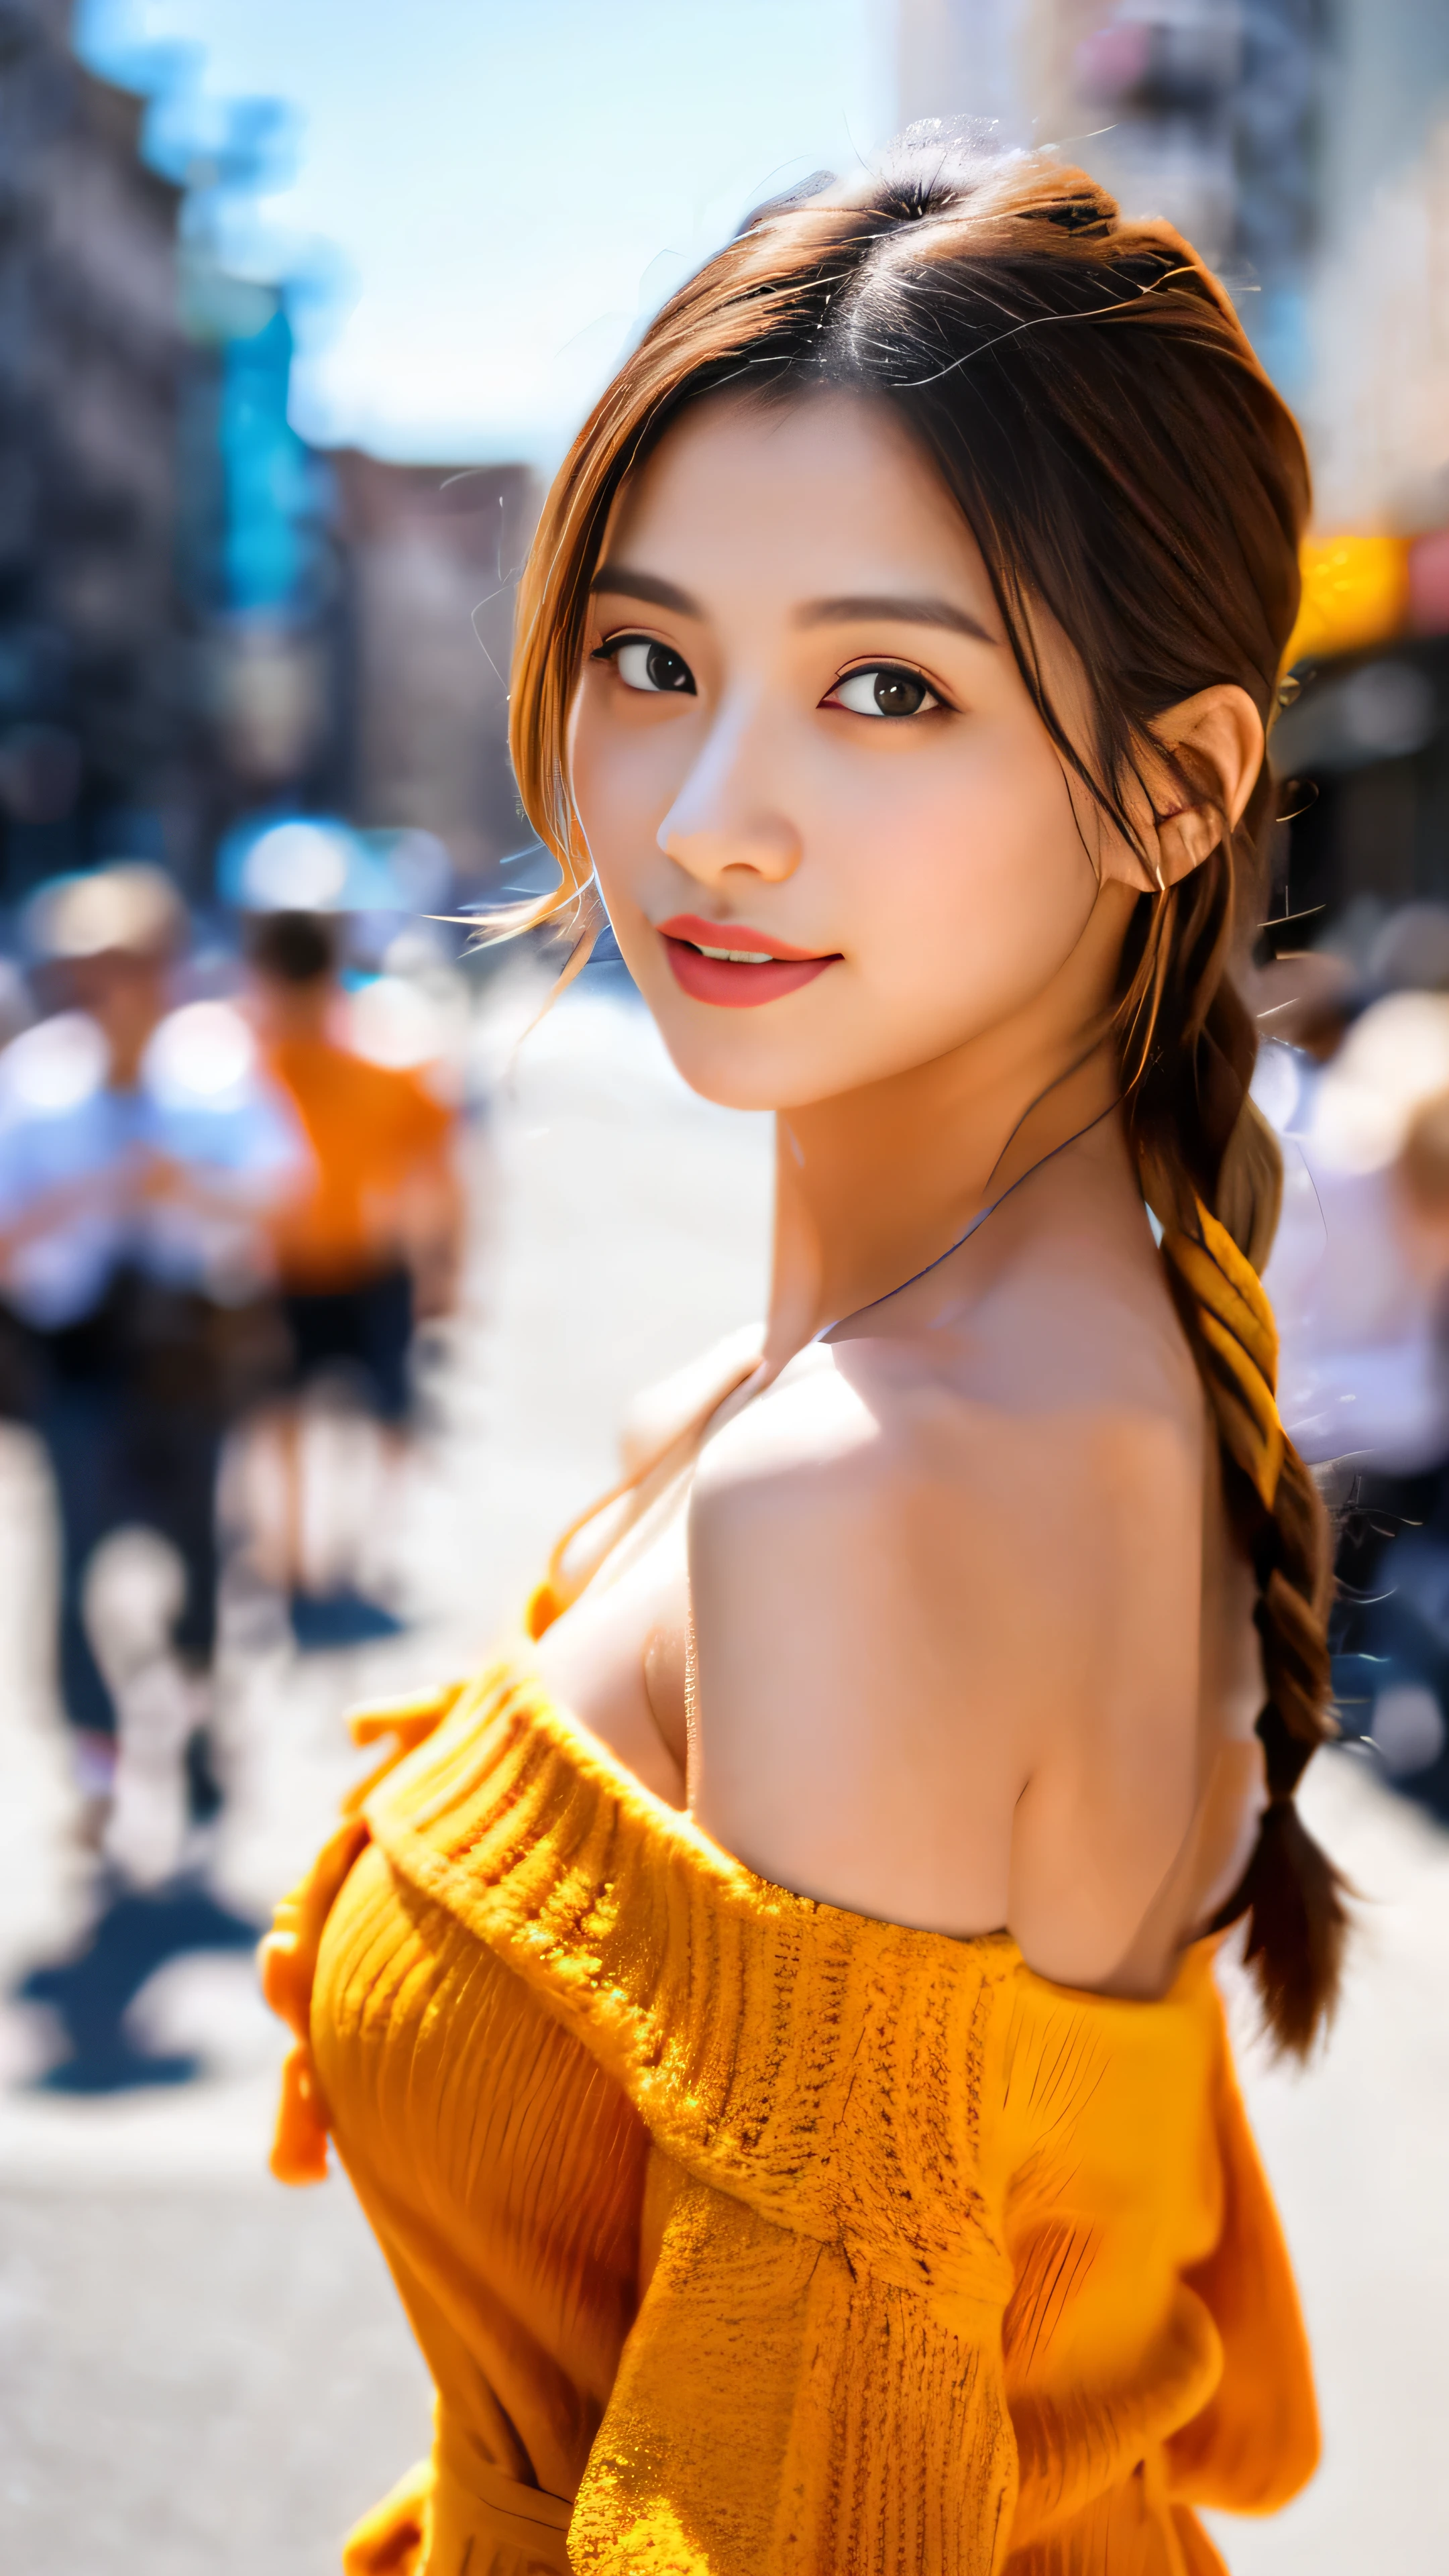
[[531, 1477, 697, 1805], [313, 1838, 649, 2396], [527, 1336, 863, 1808]]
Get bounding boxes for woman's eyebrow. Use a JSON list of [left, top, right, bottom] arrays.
[[589, 564, 701, 616], [587, 569, 997, 644], [796, 592, 998, 643]]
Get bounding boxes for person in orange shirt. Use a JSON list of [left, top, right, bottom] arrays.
[[246, 908, 463, 1646]]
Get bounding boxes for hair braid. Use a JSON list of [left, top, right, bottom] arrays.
[[504, 133, 1347, 2046], [1124, 818, 1347, 2055]]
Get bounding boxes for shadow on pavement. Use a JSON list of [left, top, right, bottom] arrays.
[[15, 1878, 262, 2093]]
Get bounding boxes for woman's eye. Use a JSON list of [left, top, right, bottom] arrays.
[[828, 665, 939, 719], [609, 637, 696, 696]]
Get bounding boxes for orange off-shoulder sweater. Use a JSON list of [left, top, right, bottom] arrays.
[[261, 1654, 1318, 2576]]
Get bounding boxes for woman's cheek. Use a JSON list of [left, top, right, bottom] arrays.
[[839, 760, 1010, 941], [838, 764, 1081, 1030], [576, 745, 657, 912]]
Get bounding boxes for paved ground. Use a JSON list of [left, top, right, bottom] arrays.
[[0, 967, 1444, 2573]]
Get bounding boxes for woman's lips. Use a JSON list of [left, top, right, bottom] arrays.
[[655, 913, 841, 1010]]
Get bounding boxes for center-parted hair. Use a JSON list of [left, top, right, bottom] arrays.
[[506, 132, 1344, 2051]]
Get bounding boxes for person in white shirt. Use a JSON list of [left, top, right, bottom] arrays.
[[0, 865, 301, 1840]]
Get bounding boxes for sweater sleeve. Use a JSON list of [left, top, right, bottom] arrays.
[[1165, 2001, 1320, 2514]]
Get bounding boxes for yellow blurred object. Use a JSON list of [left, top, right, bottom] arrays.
[[1285, 533, 1411, 667]]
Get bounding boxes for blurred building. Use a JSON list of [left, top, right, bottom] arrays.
[[329, 453, 537, 890], [176, 244, 345, 840], [898, 2, 1319, 345], [898, 0, 1449, 941], [0, 1, 189, 899], [0, 17, 539, 922], [1249, 5, 1449, 952]]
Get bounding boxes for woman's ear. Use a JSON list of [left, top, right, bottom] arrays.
[[1146, 684, 1265, 889], [1095, 684, 1265, 893]]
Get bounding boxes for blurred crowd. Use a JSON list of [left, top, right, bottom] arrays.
[[0, 0, 1442, 2116], [5, 845, 1449, 2039], [0, 857, 472, 1951], [1258, 906, 1449, 1817]]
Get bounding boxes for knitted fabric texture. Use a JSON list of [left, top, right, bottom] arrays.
[[261, 1661, 1318, 2576]]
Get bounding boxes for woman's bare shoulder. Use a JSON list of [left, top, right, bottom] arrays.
[[694, 1224, 1203, 1540], [687, 1294, 1208, 1970]]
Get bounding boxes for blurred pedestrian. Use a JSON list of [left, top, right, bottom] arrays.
[[246, 908, 463, 1645], [0, 864, 300, 1854], [1323, 1081, 1449, 1814], [1260, 987, 1449, 1470], [1254, 977, 1449, 1817]]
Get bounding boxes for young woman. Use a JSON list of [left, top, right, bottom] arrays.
[[264, 138, 1344, 2576]]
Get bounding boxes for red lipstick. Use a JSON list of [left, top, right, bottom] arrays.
[[655, 912, 841, 1009]]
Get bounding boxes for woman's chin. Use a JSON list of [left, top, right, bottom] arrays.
[[641, 987, 987, 1114], [647, 1019, 887, 1117], [654, 1037, 799, 1115], [639, 1017, 802, 1114]]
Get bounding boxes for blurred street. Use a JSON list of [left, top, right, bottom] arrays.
[[0, 5, 1446, 2565], [0, 979, 1444, 2575], [0, 973, 773, 2572]]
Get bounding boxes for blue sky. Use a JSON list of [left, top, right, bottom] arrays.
[[79, 0, 898, 466]]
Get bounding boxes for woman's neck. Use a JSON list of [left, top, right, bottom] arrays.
[[763, 885, 1136, 1363]]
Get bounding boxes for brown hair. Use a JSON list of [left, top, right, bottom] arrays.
[[246, 909, 339, 986], [506, 136, 1344, 2052]]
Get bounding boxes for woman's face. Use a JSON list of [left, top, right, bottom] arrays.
[[571, 388, 1123, 1112]]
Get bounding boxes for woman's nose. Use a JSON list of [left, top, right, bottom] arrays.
[[657, 704, 800, 885]]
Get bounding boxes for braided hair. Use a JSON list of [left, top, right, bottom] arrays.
[[507, 133, 1346, 2052]]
